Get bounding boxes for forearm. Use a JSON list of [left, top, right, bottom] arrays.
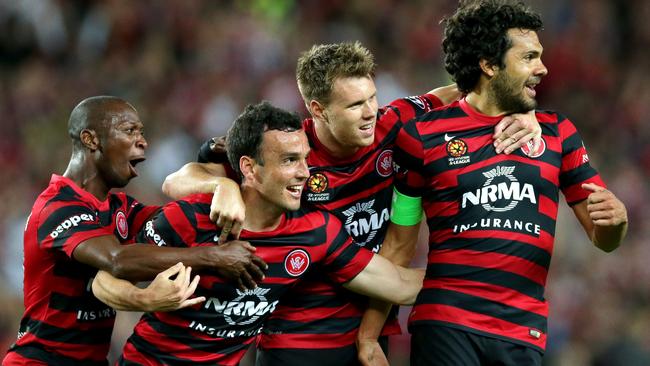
[[358, 299, 392, 342], [593, 222, 627, 252], [108, 245, 219, 281], [162, 162, 227, 199], [92, 270, 148, 311], [427, 83, 461, 105]]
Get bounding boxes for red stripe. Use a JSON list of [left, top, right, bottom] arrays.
[[422, 278, 548, 317], [408, 304, 547, 350], [428, 249, 548, 285], [424, 200, 458, 217], [538, 194, 558, 220]]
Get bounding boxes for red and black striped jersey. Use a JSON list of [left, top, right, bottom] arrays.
[[4, 174, 157, 366], [119, 193, 373, 365], [260, 94, 444, 350], [393, 98, 604, 352]]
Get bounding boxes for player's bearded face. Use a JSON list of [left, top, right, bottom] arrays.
[[489, 29, 547, 114], [490, 67, 537, 114]]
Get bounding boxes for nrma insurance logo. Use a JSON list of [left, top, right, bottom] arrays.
[[203, 287, 278, 326], [342, 199, 389, 251], [462, 166, 536, 212]]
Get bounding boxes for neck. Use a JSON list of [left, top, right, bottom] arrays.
[[240, 186, 284, 232], [465, 82, 507, 117], [313, 117, 359, 158], [63, 152, 110, 200]]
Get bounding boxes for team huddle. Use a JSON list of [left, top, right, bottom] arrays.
[[2, 1, 628, 366]]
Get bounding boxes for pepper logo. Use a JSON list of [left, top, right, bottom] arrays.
[[284, 249, 310, 277], [307, 173, 328, 193], [115, 211, 128, 239]]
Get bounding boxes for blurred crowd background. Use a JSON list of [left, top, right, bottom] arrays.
[[1, 0, 649, 365]]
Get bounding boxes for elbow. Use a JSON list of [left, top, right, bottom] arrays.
[[161, 172, 177, 198], [107, 250, 129, 279]]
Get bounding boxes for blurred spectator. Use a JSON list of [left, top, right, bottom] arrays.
[[1, 1, 648, 365]]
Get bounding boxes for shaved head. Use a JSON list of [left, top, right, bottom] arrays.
[[68, 96, 136, 148]]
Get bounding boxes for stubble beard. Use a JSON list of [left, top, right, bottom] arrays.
[[490, 71, 537, 114]]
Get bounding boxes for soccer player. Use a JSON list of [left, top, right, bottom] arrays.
[[2, 96, 267, 366], [389, 1, 628, 365], [90, 101, 424, 365], [163, 42, 543, 366]]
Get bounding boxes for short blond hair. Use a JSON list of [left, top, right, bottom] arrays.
[[296, 41, 376, 105]]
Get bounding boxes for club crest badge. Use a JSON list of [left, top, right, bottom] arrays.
[[115, 211, 128, 239], [520, 137, 546, 158], [284, 249, 310, 277], [376, 150, 393, 177]]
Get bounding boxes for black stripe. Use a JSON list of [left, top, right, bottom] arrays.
[[20, 317, 114, 345], [129, 318, 252, 363], [416, 288, 547, 332], [559, 163, 599, 190], [411, 105, 468, 124], [11, 344, 108, 366], [275, 291, 351, 309], [49, 292, 116, 316], [264, 316, 360, 335], [434, 238, 551, 269], [426, 263, 545, 301]]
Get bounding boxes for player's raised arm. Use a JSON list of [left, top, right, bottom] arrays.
[[92, 264, 205, 312]]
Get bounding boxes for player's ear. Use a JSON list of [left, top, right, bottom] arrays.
[[309, 100, 327, 122], [240, 155, 257, 182], [80, 129, 100, 152], [479, 58, 498, 78]]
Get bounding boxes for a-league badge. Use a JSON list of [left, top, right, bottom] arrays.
[[306, 172, 330, 202]]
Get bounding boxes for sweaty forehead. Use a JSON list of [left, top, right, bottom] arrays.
[[99, 103, 140, 129]]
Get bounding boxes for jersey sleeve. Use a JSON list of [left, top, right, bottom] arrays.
[[319, 213, 373, 284], [36, 201, 113, 258], [392, 120, 427, 198], [125, 195, 160, 238], [136, 201, 195, 248], [380, 94, 444, 129], [557, 115, 605, 205]]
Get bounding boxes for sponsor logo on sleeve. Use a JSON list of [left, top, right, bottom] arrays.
[[115, 211, 129, 239], [49, 213, 96, 239], [284, 249, 310, 277]]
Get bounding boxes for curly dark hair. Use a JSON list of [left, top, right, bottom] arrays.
[[442, 0, 543, 93], [226, 101, 302, 179]]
